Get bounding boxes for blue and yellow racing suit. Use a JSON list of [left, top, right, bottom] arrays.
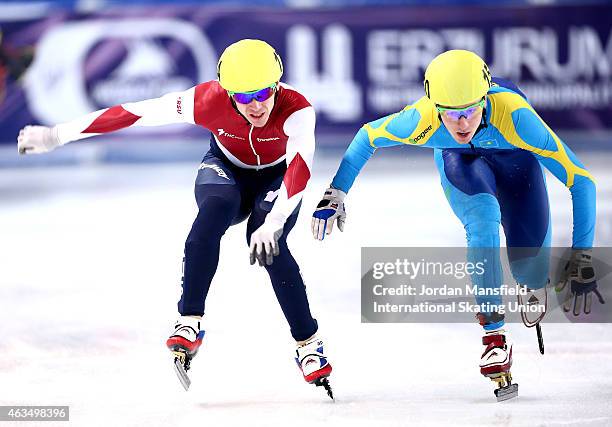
[[331, 78, 596, 329]]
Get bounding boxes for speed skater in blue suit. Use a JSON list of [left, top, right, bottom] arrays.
[[312, 49, 601, 401]]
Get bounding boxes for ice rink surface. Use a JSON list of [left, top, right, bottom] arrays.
[[1, 149, 612, 426]]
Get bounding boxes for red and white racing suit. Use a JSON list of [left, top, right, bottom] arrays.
[[55, 80, 315, 227]]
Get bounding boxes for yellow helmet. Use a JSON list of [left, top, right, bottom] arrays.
[[424, 50, 491, 107], [217, 39, 283, 93]]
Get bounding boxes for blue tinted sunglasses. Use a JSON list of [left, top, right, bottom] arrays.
[[436, 98, 486, 121], [229, 84, 276, 104]]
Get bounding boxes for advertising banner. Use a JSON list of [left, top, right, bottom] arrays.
[[1, 4, 611, 145]]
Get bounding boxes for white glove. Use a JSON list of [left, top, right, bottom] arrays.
[[17, 125, 61, 155], [249, 218, 284, 266], [311, 187, 346, 241], [555, 249, 604, 315]]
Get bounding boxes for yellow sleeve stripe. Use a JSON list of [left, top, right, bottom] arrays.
[[488, 92, 594, 187], [363, 112, 400, 149], [363, 98, 440, 148]]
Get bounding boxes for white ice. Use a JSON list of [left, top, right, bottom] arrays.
[[1, 150, 611, 426]]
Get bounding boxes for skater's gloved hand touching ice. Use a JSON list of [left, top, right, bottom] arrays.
[[17, 125, 61, 155], [556, 249, 605, 315], [249, 218, 284, 266], [311, 187, 346, 241]]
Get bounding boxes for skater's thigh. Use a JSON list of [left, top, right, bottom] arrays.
[[194, 153, 238, 201], [493, 150, 550, 249], [194, 153, 250, 225], [492, 150, 551, 288], [434, 149, 500, 226]]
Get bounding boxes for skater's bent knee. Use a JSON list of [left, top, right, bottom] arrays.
[[466, 220, 500, 247]]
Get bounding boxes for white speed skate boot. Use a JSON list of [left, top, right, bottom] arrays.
[[166, 316, 205, 390], [295, 336, 334, 400], [479, 327, 518, 401]]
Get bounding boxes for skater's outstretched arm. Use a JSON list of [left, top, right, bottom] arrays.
[[331, 100, 439, 194], [17, 86, 198, 154], [312, 99, 437, 240]]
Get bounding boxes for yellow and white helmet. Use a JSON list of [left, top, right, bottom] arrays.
[[217, 39, 283, 93], [424, 50, 492, 107]]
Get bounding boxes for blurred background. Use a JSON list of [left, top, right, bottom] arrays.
[[1, 0, 611, 163]]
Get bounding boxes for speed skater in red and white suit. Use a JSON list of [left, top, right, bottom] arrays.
[[17, 39, 332, 393]]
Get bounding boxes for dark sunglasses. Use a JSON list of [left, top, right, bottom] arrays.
[[436, 98, 486, 121], [229, 85, 276, 104]]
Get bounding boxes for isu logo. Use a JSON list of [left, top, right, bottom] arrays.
[[176, 97, 182, 115], [217, 128, 245, 140], [198, 162, 230, 180]]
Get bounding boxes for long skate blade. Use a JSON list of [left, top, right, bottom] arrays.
[[494, 383, 518, 402], [536, 323, 544, 355], [173, 357, 191, 391], [314, 377, 334, 401]]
